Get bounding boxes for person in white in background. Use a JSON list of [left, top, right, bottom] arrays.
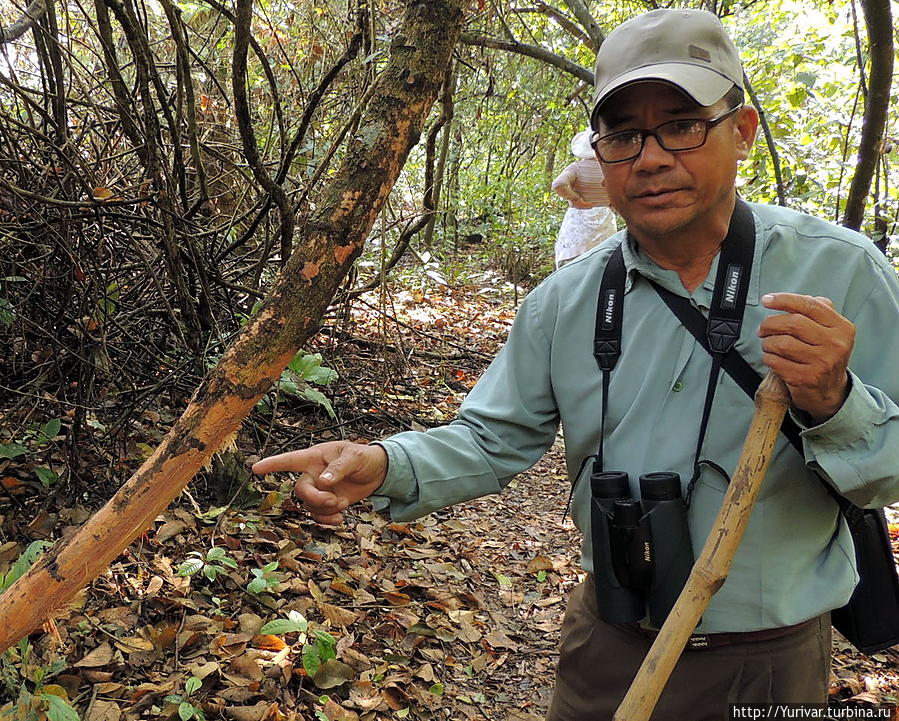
[[551, 129, 618, 268]]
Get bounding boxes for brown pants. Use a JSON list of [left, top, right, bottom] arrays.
[[546, 579, 831, 721]]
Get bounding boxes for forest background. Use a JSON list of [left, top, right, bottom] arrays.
[[0, 0, 897, 719]]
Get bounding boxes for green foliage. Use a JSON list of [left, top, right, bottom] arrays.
[[260, 609, 309, 635], [163, 676, 206, 721], [0, 547, 79, 721], [302, 630, 337, 677], [177, 546, 238, 582], [0, 418, 63, 487], [258, 352, 339, 418], [0, 541, 54, 594], [246, 561, 281, 595]]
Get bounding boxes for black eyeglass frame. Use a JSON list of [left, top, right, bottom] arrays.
[[590, 104, 744, 164]]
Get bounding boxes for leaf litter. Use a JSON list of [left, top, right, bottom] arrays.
[[0, 281, 897, 719]]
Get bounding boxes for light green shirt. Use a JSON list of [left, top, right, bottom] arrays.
[[374, 202, 899, 633]]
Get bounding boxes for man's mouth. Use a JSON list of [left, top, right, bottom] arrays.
[[635, 187, 681, 198]]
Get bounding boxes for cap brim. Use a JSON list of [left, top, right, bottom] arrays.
[[592, 63, 736, 120]]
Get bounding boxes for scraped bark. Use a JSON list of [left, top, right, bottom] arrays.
[[0, 0, 466, 654]]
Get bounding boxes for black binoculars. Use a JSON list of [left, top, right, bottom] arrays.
[[589, 464, 694, 627]]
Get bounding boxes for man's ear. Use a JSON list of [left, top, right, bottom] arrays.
[[734, 105, 759, 161]]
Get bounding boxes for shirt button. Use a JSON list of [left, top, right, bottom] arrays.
[[673, 381, 685, 392]]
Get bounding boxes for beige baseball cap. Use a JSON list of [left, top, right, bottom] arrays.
[[590, 9, 744, 127]]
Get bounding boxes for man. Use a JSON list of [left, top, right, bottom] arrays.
[[254, 9, 899, 719]]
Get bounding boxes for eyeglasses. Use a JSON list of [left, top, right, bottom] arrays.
[[591, 105, 744, 164]]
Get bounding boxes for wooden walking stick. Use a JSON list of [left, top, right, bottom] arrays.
[[613, 371, 791, 721]]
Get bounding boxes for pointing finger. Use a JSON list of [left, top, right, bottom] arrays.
[[252, 449, 320, 476]]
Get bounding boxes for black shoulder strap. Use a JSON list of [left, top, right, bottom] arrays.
[[652, 282, 804, 453], [651, 262, 856, 516]]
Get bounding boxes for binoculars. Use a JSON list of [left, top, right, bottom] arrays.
[[589, 464, 694, 627]]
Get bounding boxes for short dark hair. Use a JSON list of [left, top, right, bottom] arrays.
[[722, 84, 745, 111]]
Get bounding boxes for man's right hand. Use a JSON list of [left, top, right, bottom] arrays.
[[251, 441, 388, 525]]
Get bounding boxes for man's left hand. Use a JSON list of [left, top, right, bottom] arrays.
[[758, 293, 855, 423]]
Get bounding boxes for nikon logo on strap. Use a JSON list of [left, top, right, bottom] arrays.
[[722, 264, 742, 309], [602, 288, 617, 329]]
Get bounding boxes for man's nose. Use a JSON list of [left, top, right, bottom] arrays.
[[633, 132, 675, 170]]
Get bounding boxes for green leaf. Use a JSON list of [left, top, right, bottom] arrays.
[[536, 569, 547, 583], [429, 683, 444, 696], [260, 617, 308, 634], [262, 561, 279, 573], [247, 577, 268, 595], [2, 540, 52, 592], [34, 466, 58, 487], [302, 386, 336, 419], [0, 443, 28, 459], [302, 643, 322, 677], [493, 572, 513, 587], [43, 694, 80, 721], [288, 353, 337, 385], [315, 630, 337, 663], [0, 298, 14, 327], [179, 701, 197, 721], [177, 558, 204, 577], [38, 418, 62, 443], [205, 546, 227, 562], [203, 565, 220, 581], [185, 676, 202, 696]]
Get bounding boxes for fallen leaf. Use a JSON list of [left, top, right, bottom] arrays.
[[329, 579, 356, 597], [225, 703, 270, 721], [322, 698, 359, 721], [86, 699, 121, 721], [0, 477, 24, 492], [252, 634, 287, 652], [154, 519, 189, 543], [75, 642, 115, 668], [525, 556, 554, 574], [319, 602, 360, 627], [382, 591, 411, 607], [313, 659, 356, 689]]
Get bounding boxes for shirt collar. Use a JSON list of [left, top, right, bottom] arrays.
[[618, 204, 765, 309]]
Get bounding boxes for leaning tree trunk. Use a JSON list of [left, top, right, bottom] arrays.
[[0, 0, 466, 654], [842, 0, 893, 231]]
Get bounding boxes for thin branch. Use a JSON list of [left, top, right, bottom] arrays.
[[511, 2, 593, 48], [460, 31, 592, 84], [560, 0, 603, 48], [232, 0, 294, 263], [743, 73, 786, 207], [842, 0, 893, 230]]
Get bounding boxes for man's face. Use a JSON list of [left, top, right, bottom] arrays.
[[595, 82, 758, 246]]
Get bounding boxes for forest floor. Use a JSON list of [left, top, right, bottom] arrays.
[[1, 276, 899, 721]]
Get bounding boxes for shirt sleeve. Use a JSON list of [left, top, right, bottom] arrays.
[[793, 252, 899, 509], [551, 162, 579, 201], [371, 290, 561, 520]]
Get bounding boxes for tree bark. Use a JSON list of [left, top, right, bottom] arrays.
[[0, 0, 466, 654], [561, 0, 603, 48], [0, 0, 48, 43], [842, 0, 893, 231]]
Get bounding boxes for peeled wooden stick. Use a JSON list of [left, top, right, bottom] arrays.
[[613, 372, 791, 721]]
